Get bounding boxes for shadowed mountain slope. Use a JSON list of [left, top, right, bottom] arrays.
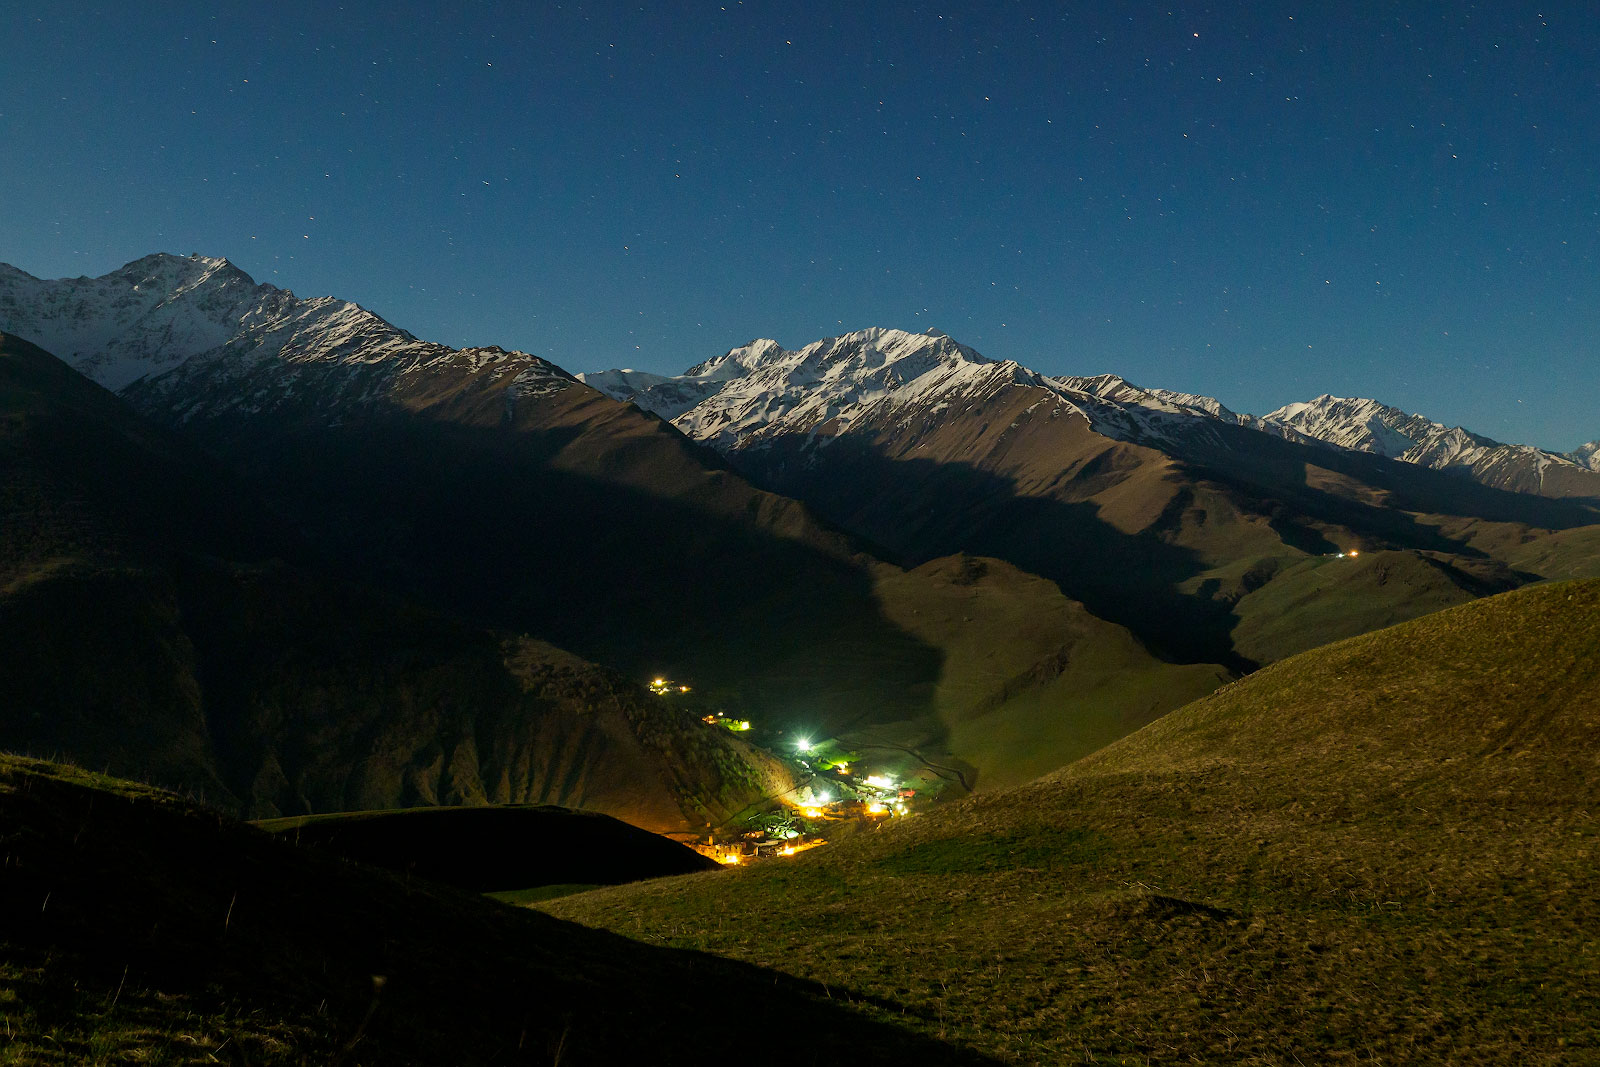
[[162, 370, 946, 731], [871, 554, 1228, 790], [550, 580, 1600, 1064], [734, 377, 1556, 670], [0, 331, 797, 829], [0, 257, 953, 731], [0, 755, 995, 1065]]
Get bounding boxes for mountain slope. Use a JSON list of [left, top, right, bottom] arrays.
[[0, 331, 797, 830], [589, 328, 1599, 670], [549, 579, 1600, 1064], [8, 259, 1594, 793], [3, 258, 1228, 788], [871, 555, 1228, 790], [0, 754, 992, 1065], [0, 259, 953, 736]]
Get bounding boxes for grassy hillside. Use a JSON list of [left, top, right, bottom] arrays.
[[0, 754, 993, 1065], [547, 580, 1600, 1064], [1221, 547, 1502, 663], [873, 554, 1227, 790]]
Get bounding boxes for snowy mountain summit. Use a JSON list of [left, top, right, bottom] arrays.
[[587, 328, 1600, 499], [0, 254, 269, 390], [0, 254, 574, 424], [1, 254, 1592, 501], [590, 328, 1047, 450], [1574, 440, 1600, 472], [1250, 394, 1592, 494]]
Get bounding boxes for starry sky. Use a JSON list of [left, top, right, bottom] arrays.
[[4, 2, 1597, 449]]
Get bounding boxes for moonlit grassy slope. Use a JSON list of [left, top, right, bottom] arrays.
[[546, 579, 1600, 1064]]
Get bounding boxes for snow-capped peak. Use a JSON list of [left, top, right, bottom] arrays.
[[682, 337, 786, 380], [1247, 392, 1600, 495], [0, 253, 276, 390], [1260, 394, 1491, 461], [1053, 372, 1242, 423], [584, 325, 1599, 500], [583, 327, 1014, 449], [0, 253, 575, 423]]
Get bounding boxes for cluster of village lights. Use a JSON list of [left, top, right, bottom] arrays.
[[796, 735, 909, 817], [707, 737, 912, 867]]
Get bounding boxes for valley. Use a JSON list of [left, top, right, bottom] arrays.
[[547, 579, 1600, 1063], [1, 255, 1597, 1063]]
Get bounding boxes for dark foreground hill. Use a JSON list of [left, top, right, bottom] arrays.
[[548, 579, 1600, 1064], [254, 805, 719, 892], [0, 754, 994, 1066]]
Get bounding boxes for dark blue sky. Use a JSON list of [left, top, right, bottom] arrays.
[[5, 2, 1597, 449]]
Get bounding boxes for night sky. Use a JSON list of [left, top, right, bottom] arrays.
[[4, 2, 1597, 449]]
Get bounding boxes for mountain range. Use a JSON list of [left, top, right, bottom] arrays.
[[2, 254, 1598, 803], [581, 326, 1600, 498], [582, 329, 1593, 492], [585, 324, 1600, 668]]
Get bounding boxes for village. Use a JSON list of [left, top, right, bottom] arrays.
[[649, 676, 927, 867]]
